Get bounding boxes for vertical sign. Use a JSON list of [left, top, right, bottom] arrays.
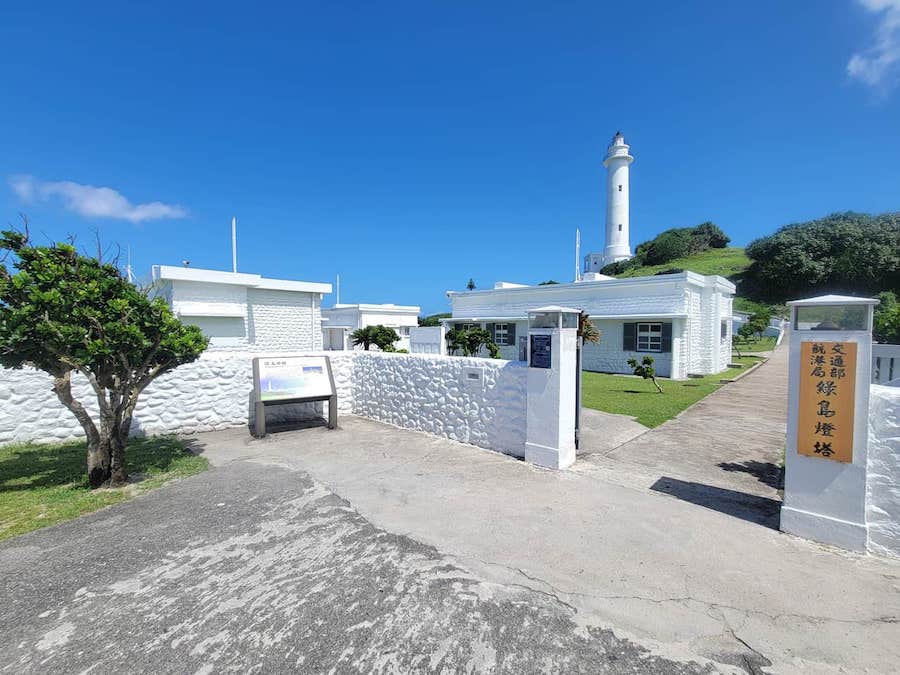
[[797, 341, 857, 463]]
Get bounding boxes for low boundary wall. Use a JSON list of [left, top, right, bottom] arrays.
[[0, 351, 527, 459], [867, 384, 900, 558]]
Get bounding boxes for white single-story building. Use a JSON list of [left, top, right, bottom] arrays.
[[443, 271, 735, 379], [321, 303, 421, 351], [151, 265, 332, 352]]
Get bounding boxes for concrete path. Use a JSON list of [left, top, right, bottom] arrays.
[[580, 340, 790, 528], [578, 408, 649, 455], [4, 415, 897, 673]]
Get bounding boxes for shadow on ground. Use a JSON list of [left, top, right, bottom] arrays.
[[717, 460, 784, 491], [650, 477, 781, 529]]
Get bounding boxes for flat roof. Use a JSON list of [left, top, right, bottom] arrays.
[[152, 265, 332, 294], [443, 312, 689, 323], [787, 294, 879, 306], [324, 303, 421, 313], [446, 270, 735, 297]]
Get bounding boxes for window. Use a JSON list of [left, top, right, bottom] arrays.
[[721, 320, 728, 339], [618, 184, 622, 191], [495, 323, 509, 345], [462, 323, 478, 331], [618, 224, 622, 232], [636, 322, 663, 352]]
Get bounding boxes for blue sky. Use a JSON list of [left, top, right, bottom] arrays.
[[2, 1, 899, 315]]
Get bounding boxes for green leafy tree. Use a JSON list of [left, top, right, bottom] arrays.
[[0, 229, 208, 488], [747, 309, 772, 339], [737, 323, 756, 342], [627, 355, 663, 393], [351, 325, 400, 351], [466, 278, 476, 291], [418, 312, 451, 327], [445, 327, 500, 358], [690, 221, 730, 250], [538, 280, 560, 285], [742, 211, 900, 302], [874, 291, 900, 344]]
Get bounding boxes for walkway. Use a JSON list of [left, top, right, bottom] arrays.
[[579, 338, 790, 527], [2, 412, 898, 673]]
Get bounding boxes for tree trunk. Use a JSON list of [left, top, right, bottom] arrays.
[[51, 372, 111, 488], [652, 376, 663, 394], [108, 431, 128, 486], [88, 438, 113, 488]]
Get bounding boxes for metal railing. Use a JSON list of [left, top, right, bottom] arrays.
[[873, 343, 900, 385]]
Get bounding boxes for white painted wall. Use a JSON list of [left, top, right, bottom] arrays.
[[409, 326, 446, 355], [247, 288, 323, 351], [580, 320, 675, 377], [866, 384, 900, 558], [0, 352, 527, 459]]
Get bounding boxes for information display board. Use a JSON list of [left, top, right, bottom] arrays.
[[252, 355, 337, 436], [256, 356, 333, 401], [796, 341, 856, 463], [530, 334, 552, 369]]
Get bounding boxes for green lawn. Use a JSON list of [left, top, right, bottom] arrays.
[[581, 355, 762, 428], [733, 335, 777, 352], [0, 436, 207, 541]]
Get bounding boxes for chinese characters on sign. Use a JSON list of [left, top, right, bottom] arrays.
[[797, 341, 857, 463]]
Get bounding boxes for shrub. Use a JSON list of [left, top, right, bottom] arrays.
[[627, 355, 663, 393]]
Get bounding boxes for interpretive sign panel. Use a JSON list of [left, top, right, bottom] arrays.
[[251, 355, 337, 437], [530, 335, 552, 369], [796, 341, 856, 463], [256, 356, 333, 401]]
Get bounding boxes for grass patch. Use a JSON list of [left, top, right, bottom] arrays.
[[582, 355, 762, 428], [0, 436, 207, 542], [733, 335, 777, 353], [617, 247, 751, 279]]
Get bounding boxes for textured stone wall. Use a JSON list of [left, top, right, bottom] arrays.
[[351, 353, 527, 457], [0, 351, 527, 459], [247, 289, 323, 352], [867, 385, 900, 559]]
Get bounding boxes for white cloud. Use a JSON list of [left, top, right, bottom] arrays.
[[847, 0, 900, 89], [9, 176, 187, 223]]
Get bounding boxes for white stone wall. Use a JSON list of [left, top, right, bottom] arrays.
[[352, 353, 527, 457], [0, 351, 527, 459], [867, 385, 900, 559], [718, 293, 733, 369], [247, 289, 323, 352]]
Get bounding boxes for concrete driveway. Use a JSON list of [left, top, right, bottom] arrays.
[[2, 415, 899, 673]]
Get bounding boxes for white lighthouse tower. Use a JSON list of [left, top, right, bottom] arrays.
[[583, 131, 635, 274]]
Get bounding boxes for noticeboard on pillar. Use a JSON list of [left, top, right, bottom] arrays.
[[530, 335, 552, 369], [796, 341, 857, 463]]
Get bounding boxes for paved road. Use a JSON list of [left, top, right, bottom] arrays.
[[581, 340, 789, 528], [0, 458, 708, 674], [3, 407, 899, 673]]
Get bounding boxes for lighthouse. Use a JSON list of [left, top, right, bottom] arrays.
[[583, 131, 635, 275]]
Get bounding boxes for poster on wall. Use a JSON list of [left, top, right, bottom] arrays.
[[254, 356, 334, 401], [796, 340, 857, 463]]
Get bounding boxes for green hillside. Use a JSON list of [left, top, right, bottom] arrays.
[[615, 247, 750, 279]]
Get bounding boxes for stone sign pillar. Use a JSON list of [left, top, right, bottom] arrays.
[[781, 294, 879, 551], [525, 306, 579, 470]]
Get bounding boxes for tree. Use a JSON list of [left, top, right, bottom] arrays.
[[737, 323, 756, 342], [445, 326, 500, 358], [351, 326, 377, 350], [466, 278, 476, 291], [351, 325, 400, 351], [578, 312, 602, 344], [690, 222, 730, 250], [874, 291, 900, 344], [418, 312, 450, 327], [742, 211, 900, 302], [538, 280, 560, 285], [0, 229, 208, 488], [747, 310, 772, 339], [628, 356, 663, 393], [732, 335, 744, 359]]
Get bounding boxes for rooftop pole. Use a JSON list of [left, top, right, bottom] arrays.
[[231, 216, 238, 273]]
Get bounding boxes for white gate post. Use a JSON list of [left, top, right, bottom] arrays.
[[781, 294, 879, 551], [525, 306, 579, 470]]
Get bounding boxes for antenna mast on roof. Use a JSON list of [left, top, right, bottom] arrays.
[[126, 245, 135, 283], [336, 273, 341, 304], [575, 228, 581, 282], [231, 216, 238, 273]]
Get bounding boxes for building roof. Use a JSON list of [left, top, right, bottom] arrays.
[[787, 294, 880, 306], [442, 312, 689, 323], [446, 270, 735, 298], [324, 303, 421, 313], [152, 265, 332, 294]]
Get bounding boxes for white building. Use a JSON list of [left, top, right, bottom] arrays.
[[444, 272, 735, 379], [322, 303, 421, 351], [583, 131, 634, 273], [151, 265, 332, 351]]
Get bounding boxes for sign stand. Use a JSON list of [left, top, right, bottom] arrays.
[[781, 295, 878, 551], [252, 355, 338, 438]]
